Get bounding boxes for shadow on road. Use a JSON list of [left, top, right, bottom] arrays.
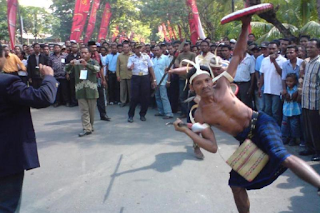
[[45, 119, 80, 125], [103, 147, 198, 203], [113, 146, 198, 177]]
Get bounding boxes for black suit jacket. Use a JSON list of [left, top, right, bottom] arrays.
[[27, 53, 49, 79], [0, 73, 58, 177]]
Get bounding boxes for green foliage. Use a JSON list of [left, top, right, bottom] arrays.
[[0, 0, 9, 41], [1, 0, 318, 43], [19, 6, 56, 39], [50, 0, 75, 41]]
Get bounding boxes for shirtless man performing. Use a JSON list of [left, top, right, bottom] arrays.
[[172, 16, 320, 213]]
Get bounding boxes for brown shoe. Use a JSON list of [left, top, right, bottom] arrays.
[[194, 146, 204, 160]]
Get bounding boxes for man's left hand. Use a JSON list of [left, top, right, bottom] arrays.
[[152, 81, 157, 89], [80, 59, 87, 66]]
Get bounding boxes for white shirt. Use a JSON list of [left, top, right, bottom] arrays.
[[127, 53, 153, 75], [234, 53, 255, 82], [100, 54, 108, 76], [260, 55, 287, 95]]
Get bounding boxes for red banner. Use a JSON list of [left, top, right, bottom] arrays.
[[186, 0, 206, 44], [98, 3, 112, 41], [84, 0, 100, 43], [7, 0, 18, 49], [112, 25, 119, 42], [129, 32, 135, 41], [167, 21, 177, 40], [161, 23, 170, 42], [178, 25, 183, 41], [70, 0, 91, 42]]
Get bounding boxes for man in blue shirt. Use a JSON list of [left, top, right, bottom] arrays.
[[152, 46, 173, 119], [281, 45, 303, 97], [106, 43, 120, 104]]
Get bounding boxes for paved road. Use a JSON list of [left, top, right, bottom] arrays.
[[20, 105, 320, 213]]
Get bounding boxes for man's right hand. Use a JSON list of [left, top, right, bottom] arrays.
[[130, 64, 134, 70], [39, 64, 54, 76], [173, 118, 188, 133], [117, 76, 121, 82], [29, 78, 32, 83], [241, 15, 252, 27], [258, 89, 262, 98], [282, 89, 287, 97]]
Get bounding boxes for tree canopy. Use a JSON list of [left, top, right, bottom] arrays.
[[1, 0, 319, 44]]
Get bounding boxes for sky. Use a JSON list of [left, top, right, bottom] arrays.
[[19, 0, 53, 9]]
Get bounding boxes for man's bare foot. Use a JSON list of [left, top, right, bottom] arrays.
[[194, 146, 204, 160]]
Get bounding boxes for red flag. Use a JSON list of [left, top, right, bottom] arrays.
[[244, 0, 252, 33], [129, 32, 135, 41], [186, 0, 206, 44], [98, 3, 112, 41], [112, 25, 119, 42], [7, 0, 18, 49], [84, 0, 100, 43], [161, 23, 170, 42], [70, 0, 91, 42], [167, 21, 177, 40], [172, 26, 178, 40], [178, 25, 183, 40]]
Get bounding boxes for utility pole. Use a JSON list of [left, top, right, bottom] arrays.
[[17, 0, 23, 44], [232, 0, 235, 12]]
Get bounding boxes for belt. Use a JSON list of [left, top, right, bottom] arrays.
[[247, 111, 259, 139], [132, 72, 148, 76], [234, 81, 250, 85]]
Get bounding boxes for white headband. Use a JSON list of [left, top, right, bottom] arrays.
[[180, 56, 214, 85]]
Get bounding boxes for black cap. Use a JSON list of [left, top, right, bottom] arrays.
[[88, 41, 96, 46], [260, 41, 269, 48]]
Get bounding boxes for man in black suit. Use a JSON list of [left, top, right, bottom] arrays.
[[27, 43, 49, 89], [66, 43, 81, 107], [0, 44, 58, 213]]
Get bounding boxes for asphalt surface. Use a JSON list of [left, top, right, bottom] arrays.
[[20, 105, 320, 213]]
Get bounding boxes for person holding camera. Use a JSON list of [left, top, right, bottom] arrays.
[[66, 43, 81, 107], [27, 43, 49, 89], [0, 44, 58, 212], [66, 47, 100, 137]]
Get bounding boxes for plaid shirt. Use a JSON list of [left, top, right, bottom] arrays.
[[302, 55, 320, 110], [48, 53, 68, 79]]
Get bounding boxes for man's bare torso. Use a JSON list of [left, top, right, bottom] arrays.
[[194, 79, 252, 136]]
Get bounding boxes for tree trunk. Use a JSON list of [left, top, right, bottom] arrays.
[[247, 0, 294, 38], [317, 0, 320, 21]]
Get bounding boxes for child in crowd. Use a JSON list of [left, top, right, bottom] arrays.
[[281, 73, 301, 146]]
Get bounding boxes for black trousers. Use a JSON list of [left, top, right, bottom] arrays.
[[55, 78, 70, 105], [31, 78, 42, 89], [235, 81, 253, 108], [302, 109, 320, 154], [108, 72, 120, 103], [69, 78, 77, 105], [128, 75, 150, 117], [168, 74, 180, 113], [97, 85, 107, 118], [0, 172, 24, 213]]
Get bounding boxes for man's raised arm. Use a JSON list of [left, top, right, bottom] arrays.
[[227, 16, 251, 78]]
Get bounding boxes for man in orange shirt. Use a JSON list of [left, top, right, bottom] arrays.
[[2, 46, 26, 75]]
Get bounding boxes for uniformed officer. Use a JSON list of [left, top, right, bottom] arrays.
[[127, 43, 157, 122]]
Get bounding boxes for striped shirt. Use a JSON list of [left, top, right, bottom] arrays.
[[302, 55, 320, 110]]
